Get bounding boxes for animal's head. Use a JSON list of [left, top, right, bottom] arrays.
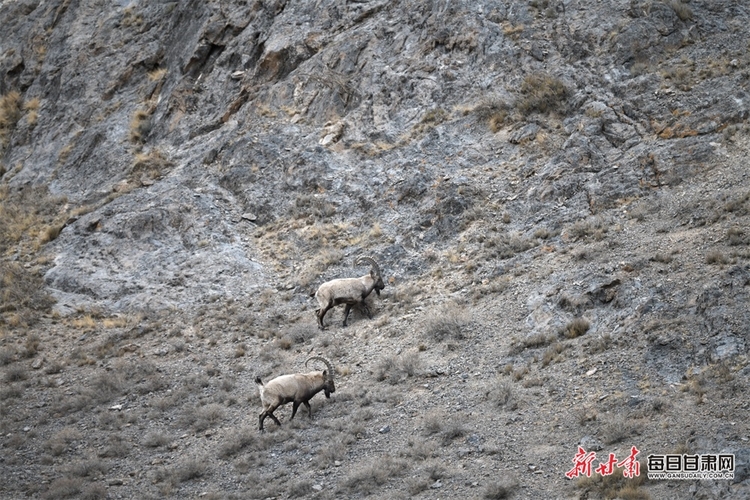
[[306, 356, 336, 398], [358, 256, 385, 296], [371, 269, 385, 296], [323, 373, 336, 398]]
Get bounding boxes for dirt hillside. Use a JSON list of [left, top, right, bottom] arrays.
[[1, 0, 749, 498]]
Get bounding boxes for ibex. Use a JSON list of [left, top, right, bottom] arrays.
[[314, 256, 385, 330], [255, 356, 336, 431]]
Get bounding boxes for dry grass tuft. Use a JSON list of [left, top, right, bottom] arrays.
[[423, 302, 470, 342], [0, 91, 23, 148], [576, 459, 649, 499], [484, 478, 519, 499], [339, 455, 407, 495], [518, 73, 569, 115], [374, 351, 421, 384], [562, 317, 590, 339], [665, 0, 692, 21], [131, 148, 174, 185], [129, 108, 152, 143]]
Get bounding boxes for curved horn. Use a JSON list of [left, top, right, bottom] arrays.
[[355, 256, 381, 278], [306, 356, 335, 380]]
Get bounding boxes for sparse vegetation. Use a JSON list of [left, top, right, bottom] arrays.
[[486, 377, 517, 409], [665, 0, 692, 21], [562, 317, 590, 339], [1, 1, 748, 499], [130, 148, 174, 185], [0, 91, 22, 149], [576, 460, 649, 499], [423, 302, 470, 342], [374, 351, 421, 384], [518, 73, 569, 115], [129, 107, 152, 143], [484, 478, 519, 499]]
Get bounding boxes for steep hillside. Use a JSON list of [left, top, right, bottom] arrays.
[[1, 0, 749, 498]]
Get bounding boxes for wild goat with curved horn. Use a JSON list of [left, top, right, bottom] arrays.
[[255, 356, 336, 431], [314, 256, 385, 330]]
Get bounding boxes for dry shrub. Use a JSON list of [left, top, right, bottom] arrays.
[[563, 317, 590, 339], [219, 428, 258, 458], [601, 417, 641, 445], [339, 455, 407, 495], [0, 262, 55, 327], [42, 477, 84, 500], [541, 341, 566, 366], [665, 0, 692, 21], [440, 420, 467, 446], [374, 351, 421, 384], [0, 184, 67, 254], [519, 73, 569, 114], [473, 98, 511, 132], [486, 377, 517, 410], [131, 148, 173, 184], [0, 91, 23, 148], [129, 108, 152, 143], [576, 459, 649, 499], [485, 478, 519, 499], [706, 250, 728, 265], [423, 302, 470, 341], [142, 431, 171, 448]]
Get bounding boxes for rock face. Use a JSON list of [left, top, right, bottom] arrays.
[[2, 0, 747, 316], [1, 1, 750, 497]]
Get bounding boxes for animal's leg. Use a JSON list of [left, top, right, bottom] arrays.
[[303, 401, 312, 417], [360, 300, 372, 319], [259, 406, 281, 430], [291, 401, 300, 420], [342, 304, 353, 326], [318, 305, 331, 330]]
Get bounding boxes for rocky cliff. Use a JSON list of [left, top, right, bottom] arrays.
[[1, 0, 749, 498]]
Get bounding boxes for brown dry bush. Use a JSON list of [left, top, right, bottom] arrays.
[[42, 477, 85, 500], [440, 420, 468, 446], [131, 149, 174, 184], [562, 317, 590, 339], [287, 479, 314, 498], [374, 351, 421, 384], [601, 417, 641, 445], [142, 431, 172, 448], [99, 433, 131, 458], [518, 73, 569, 115], [473, 97, 512, 132], [219, 428, 258, 459], [0, 262, 55, 327], [338, 455, 407, 495], [423, 302, 470, 342], [665, 0, 692, 21], [4, 363, 28, 382], [485, 478, 519, 499], [576, 460, 649, 499], [541, 341, 566, 366], [184, 403, 225, 432], [129, 108, 152, 143], [706, 250, 728, 265], [0, 345, 17, 365], [0, 91, 23, 148], [486, 377, 518, 409]]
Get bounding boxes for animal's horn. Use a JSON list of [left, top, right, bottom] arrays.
[[355, 256, 381, 278], [306, 356, 335, 381]]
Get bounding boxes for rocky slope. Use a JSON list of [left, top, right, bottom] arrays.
[[1, 0, 749, 498]]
